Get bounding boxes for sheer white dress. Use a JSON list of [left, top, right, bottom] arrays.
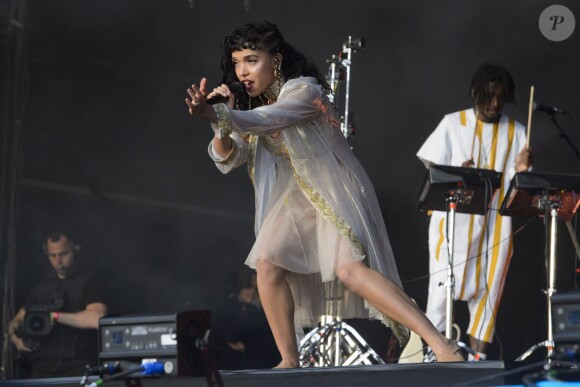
[[208, 76, 409, 345]]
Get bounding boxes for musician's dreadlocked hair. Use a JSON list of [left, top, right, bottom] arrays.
[[470, 63, 516, 107]]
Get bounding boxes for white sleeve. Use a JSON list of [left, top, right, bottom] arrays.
[[507, 123, 532, 180], [207, 132, 249, 174], [416, 115, 453, 168], [211, 78, 324, 137]]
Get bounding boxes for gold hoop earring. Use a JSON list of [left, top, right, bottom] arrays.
[[271, 54, 285, 93]]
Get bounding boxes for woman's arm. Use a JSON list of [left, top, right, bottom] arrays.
[[208, 132, 250, 174], [226, 80, 325, 136], [212, 134, 233, 158]]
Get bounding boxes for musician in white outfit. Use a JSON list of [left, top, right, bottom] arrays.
[[417, 63, 533, 360]]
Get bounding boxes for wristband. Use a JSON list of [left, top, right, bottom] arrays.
[[52, 311, 60, 324]]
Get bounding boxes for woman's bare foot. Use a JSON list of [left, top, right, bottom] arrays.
[[435, 340, 464, 362], [273, 360, 299, 369]]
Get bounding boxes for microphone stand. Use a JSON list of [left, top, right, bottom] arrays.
[[326, 36, 365, 140], [298, 37, 387, 368], [547, 113, 580, 161]]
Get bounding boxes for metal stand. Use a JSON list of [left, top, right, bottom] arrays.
[[499, 171, 580, 362], [298, 36, 382, 368], [298, 315, 385, 367], [445, 199, 458, 340], [547, 113, 580, 161], [298, 279, 385, 367], [417, 165, 503, 358], [442, 196, 473, 357], [326, 36, 365, 139], [516, 202, 560, 361]]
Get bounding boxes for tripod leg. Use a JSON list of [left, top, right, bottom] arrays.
[[516, 341, 550, 362]]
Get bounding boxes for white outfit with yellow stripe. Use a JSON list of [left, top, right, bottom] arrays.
[[416, 108, 526, 343]]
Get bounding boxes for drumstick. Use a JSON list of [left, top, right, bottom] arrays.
[[526, 85, 534, 147]]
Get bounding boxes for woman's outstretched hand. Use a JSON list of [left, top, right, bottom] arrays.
[[185, 78, 217, 123]]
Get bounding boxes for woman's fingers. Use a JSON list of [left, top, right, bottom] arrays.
[[186, 84, 203, 116], [185, 79, 226, 117], [187, 84, 203, 106], [199, 77, 208, 96], [188, 84, 199, 98], [207, 84, 230, 100]]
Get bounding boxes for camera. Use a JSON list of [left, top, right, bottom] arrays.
[[22, 305, 56, 337], [17, 295, 65, 351]]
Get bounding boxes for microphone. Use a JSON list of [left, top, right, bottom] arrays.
[[206, 81, 247, 105], [533, 102, 568, 115]]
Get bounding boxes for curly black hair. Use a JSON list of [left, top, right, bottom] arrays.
[[219, 21, 328, 109], [470, 63, 516, 108]]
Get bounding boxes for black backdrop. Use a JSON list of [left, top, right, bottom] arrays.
[[4, 0, 580, 363]]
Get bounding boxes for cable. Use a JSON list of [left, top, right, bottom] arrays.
[[86, 362, 166, 387], [402, 215, 536, 284], [409, 176, 522, 360]]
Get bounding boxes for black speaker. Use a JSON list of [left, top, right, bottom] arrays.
[[552, 290, 580, 359]]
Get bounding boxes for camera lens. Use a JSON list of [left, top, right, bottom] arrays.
[[28, 315, 46, 333]]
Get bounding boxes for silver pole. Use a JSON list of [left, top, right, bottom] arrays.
[[342, 37, 352, 138], [547, 208, 558, 358], [445, 200, 457, 339]]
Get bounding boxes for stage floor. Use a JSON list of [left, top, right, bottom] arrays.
[[0, 361, 508, 387]]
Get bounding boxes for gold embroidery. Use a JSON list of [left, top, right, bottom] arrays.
[[213, 103, 232, 138], [247, 135, 257, 185], [262, 135, 291, 163], [291, 169, 365, 258], [381, 313, 410, 347], [264, 76, 284, 101], [290, 167, 409, 345]]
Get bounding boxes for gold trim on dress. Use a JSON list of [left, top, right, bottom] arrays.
[[213, 103, 232, 138], [247, 135, 258, 186], [287, 145, 410, 347], [239, 83, 410, 346], [282, 144, 409, 347], [262, 134, 291, 162], [292, 169, 365, 258], [381, 313, 410, 347]]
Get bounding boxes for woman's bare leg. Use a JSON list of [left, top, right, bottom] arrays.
[[335, 261, 463, 362], [256, 259, 299, 368]]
